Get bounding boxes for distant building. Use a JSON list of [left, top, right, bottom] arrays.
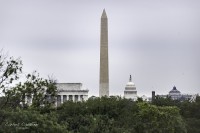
[[124, 75, 138, 101], [141, 95, 149, 101], [169, 86, 181, 100], [151, 91, 155, 101], [56, 83, 89, 106], [25, 83, 89, 107], [153, 86, 193, 101]]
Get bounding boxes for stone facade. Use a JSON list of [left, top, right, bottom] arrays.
[[25, 83, 89, 107], [56, 83, 89, 106]]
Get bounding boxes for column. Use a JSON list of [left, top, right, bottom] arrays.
[[66, 95, 69, 101], [55, 96, 57, 107], [61, 95, 63, 104], [78, 95, 80, 102]]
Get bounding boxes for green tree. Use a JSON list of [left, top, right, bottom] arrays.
[[0, 53, 22, 109], [57, 97, 186, 133], [179, 96, 200, 133], [152, 95, 180, 107], [134, 102, 186, 133], [0, 52, 23, 124], [0, 108, 68, 133], [11, 71, 57, 109], [0, 52, 58, 131]]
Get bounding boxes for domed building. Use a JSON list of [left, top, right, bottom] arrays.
[[155, 86, 194, 101], [168, 86, 181, 100], [124, 75, 138, 100]]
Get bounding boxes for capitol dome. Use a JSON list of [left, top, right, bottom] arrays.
[[124, 75, 137, 100]]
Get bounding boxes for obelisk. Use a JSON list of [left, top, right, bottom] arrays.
[[99, 9, 109, 97]]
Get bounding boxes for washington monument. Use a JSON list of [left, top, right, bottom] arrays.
[[99, 9, 109, 97]]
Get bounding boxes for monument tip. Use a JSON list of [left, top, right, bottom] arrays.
[[101, 9, 107, 18]]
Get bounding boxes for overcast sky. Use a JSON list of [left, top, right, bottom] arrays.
[[0, 0, 200, 97]]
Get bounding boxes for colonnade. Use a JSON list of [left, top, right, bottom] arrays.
[[56, 95, 85, 106], [25, 94, 87, 107]]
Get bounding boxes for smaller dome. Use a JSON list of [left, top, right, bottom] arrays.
[[169, 86, 181, 93]]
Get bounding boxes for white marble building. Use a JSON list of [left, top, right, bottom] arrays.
[[124, 75, 138, 101], [25, 83, 89, 106], [56, 83, 89, 106]]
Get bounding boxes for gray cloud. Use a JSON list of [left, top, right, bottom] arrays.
[[0, 0, 199, 96]]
